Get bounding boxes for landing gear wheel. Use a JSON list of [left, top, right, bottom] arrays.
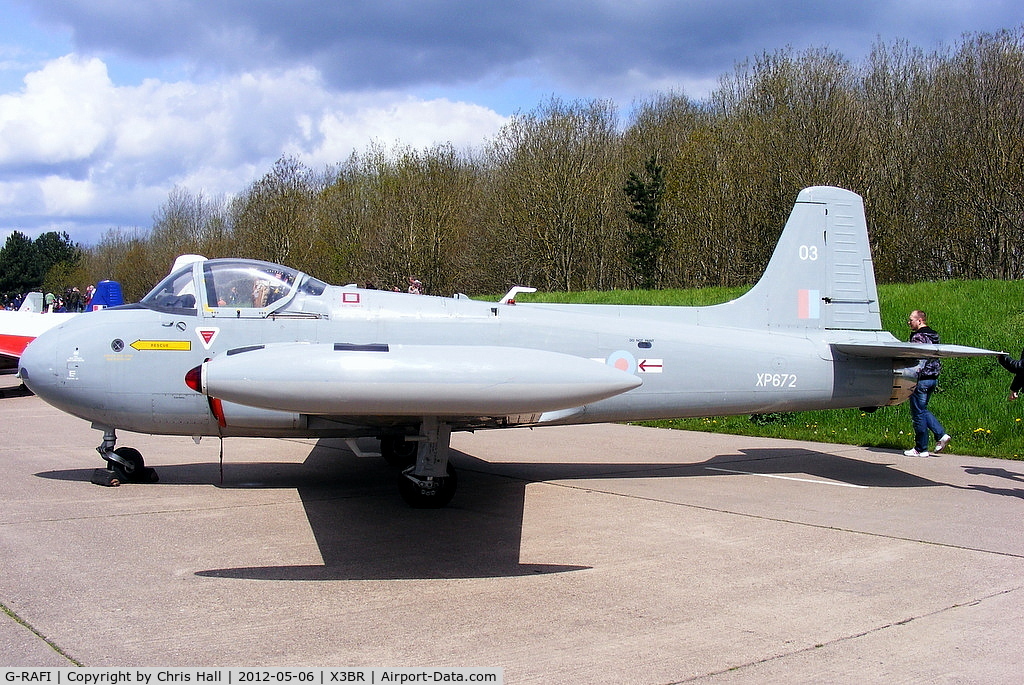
[[398, 464, 457, 509], [381, 435, 418, 468], [90, 428, 159, 486], [113, 447, 144, 476], [94, 447, 159, 486]]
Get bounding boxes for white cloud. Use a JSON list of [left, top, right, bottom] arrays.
[[0, 54, 111, 164], [38, 174, 94, 214], [300, 97, 508, 167], [0, 54, 508, 243]]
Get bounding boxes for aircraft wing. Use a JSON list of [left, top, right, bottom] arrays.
[[0, 334, 33, 361], [0, 340, 29, 371], [832, 341, 1002, 359]]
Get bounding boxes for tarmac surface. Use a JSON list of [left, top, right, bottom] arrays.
[[2, 373, 1023, 683]]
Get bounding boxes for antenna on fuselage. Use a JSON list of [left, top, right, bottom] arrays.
[[499, 286, 537, 305]]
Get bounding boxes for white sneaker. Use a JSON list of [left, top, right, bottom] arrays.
[[935, 434, 951, 453], [903, 448, 930, 457]]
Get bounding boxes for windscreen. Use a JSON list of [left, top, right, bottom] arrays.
[[203, 262, 298, 309], [142, 258, 326, 315], [141, 266, 198, 311]]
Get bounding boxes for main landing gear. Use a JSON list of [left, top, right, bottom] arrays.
[[90, 428, 159, 486], [381, 418, 457, 508], [84, 423, 452, 505]]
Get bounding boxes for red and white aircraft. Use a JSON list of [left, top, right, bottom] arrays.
[[2, 282, 126, 372], [0, 312, 75, 371]]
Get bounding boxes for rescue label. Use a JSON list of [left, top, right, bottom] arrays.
[[130, 340, 192, 351]]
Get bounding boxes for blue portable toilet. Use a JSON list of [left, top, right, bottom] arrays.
[[90, 280, 124, 310]]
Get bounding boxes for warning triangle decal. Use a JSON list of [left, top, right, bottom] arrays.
[[196, 327, 220, 350]]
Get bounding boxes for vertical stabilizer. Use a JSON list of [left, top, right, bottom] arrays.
[[702, 186, 881, 332]]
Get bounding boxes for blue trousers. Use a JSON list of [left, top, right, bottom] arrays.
[[909, 379, 945, 452]]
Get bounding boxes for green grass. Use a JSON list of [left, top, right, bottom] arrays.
[[503, 280, 1024, 460]]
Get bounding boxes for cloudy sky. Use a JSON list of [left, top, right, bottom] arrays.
[[1, 1, 1022, 246]]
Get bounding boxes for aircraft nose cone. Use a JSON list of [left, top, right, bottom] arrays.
[[18, 330, 59, 398]]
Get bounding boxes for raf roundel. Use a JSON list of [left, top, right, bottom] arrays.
[[606, 350, 636, 375]]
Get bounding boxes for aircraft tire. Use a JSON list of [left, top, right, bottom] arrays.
[[398, 464, 457, 508], [380, 435, 418, 468], [112, 447, 159, 484]]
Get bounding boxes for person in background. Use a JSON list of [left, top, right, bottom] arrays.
[[997, 350, 1024, 401], [905, 309, 951, 457]]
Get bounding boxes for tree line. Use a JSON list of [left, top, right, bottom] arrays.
[[5, 28, 1024, 303], [0, 230, 82, 306]]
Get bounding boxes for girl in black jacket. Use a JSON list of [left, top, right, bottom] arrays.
[[998, 350, 1024, 400]]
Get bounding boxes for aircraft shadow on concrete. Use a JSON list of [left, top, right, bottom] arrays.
[[37, 438, 941, 581], [0, 382, 32, 398]]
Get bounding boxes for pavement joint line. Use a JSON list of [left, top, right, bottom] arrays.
[[460, 462, 1024, 559], [0, 497, 311, 526], [704, 466, 869, 487], [1, 600, 82, 666], [671, 586, 1024, 684], [530, 478, 1024, 560]]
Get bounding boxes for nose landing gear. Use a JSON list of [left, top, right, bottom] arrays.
[[90, 428, 159, 486]]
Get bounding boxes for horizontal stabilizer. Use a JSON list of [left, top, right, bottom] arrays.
[[833, 342, 1002, 360]]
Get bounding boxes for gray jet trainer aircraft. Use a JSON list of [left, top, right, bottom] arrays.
[[18, 186, 997, 507]]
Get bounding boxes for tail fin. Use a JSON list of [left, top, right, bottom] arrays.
[[703, 186, 881, 332]]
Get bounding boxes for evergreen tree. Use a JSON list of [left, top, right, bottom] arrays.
[[623, 156, 668, 289], [34, 231, 82, 279], [0, 231, 42, 298]]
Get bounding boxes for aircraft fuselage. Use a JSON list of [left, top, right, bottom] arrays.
[[20, 286, 896, 439]]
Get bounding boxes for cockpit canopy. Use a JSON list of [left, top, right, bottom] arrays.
[[141, 257, 327, 317]]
